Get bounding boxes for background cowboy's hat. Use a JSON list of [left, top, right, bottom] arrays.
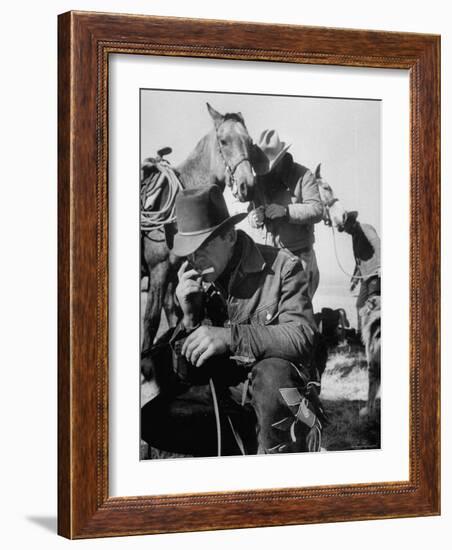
[[253, 129, 291, 175]]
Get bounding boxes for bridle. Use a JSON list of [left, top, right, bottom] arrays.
[[322, 199, 339, 227], [318, 181, 339, 227], [318, 178, 366, 280], [215, 120, 252, 191], [319, 187, 380, 281]]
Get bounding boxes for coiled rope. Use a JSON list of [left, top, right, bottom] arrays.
[[140, 160, 184, 231]]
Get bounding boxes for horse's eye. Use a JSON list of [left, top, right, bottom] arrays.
[[220, 138, 228, 146]]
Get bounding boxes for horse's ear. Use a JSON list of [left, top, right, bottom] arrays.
[[237, 111, 245, 124], [206, 102, 224, 128], [315, 163, 322, 179]]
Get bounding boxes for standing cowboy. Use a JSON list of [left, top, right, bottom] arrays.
[[339, 211, 381, 332], [248, 130, 324, 300], [141, 185, 325, 456]]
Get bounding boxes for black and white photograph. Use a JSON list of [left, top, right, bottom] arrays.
[[139, 89, 381, 459], [1, 0, 445, 545]]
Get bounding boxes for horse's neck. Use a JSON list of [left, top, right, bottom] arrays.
[[176, 131, 224, 188], [253, 172, 283, 206]]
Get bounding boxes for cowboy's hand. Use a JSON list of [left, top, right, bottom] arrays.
[[248, 206, 265, 228], [181, 325, 231, 367], [175, 260, 203, 328], [265, 203, 288, 220]]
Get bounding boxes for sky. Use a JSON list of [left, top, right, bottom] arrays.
[[141, 89, 380, 298]]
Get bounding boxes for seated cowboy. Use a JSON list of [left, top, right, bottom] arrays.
[[338, 211, 381, 332], [141, 184, 326, 456]]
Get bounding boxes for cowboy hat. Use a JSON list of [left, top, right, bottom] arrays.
[[171, 185, 246, 257], [254, 129, 291, 175]]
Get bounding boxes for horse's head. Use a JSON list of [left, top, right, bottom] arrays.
[[207, 103, 255, 202], [315, 164, 347, 229]]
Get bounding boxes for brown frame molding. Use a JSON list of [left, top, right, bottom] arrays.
[[58, 11, 440, 538]]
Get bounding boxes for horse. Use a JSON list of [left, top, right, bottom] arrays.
[[141, 103, 255, 357], [314, 164, 347, 229], [359, 295, 381, 420], [315, 164, 381, 420]]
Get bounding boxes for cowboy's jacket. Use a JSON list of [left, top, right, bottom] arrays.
[[252, 160, 323, 252], [173, 230, 317, 366]]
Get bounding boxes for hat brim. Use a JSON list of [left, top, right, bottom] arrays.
[[171, 212, 247, 257]]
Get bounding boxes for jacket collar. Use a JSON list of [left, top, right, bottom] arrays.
[[209, 231, 266, 298], [235, 230, 266, 275]]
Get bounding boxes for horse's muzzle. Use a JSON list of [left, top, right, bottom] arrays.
[[234, 178, 254, 202]]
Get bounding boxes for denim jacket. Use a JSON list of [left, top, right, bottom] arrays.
[[228, 231, 317, 364], [174, 230, 317, 366]]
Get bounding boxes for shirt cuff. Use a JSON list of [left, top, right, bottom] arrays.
[[230, 324, 257, 364]]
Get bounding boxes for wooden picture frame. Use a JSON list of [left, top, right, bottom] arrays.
[[58, 11, 440, 539]]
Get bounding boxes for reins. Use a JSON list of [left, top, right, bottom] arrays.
[[325, 207, 380, 281]]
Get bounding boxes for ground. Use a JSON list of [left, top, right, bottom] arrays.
[[321, 347, 380, 451]]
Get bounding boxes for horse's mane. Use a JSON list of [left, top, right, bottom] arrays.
[[184, 132, 211, 163], [176, 133, 213, 187], [223, 112, 245, 125], [223, 113, 248, 134]]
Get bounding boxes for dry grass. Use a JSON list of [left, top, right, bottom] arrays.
[[320, 345, 380, 451], [322, 399, 380, 451]]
